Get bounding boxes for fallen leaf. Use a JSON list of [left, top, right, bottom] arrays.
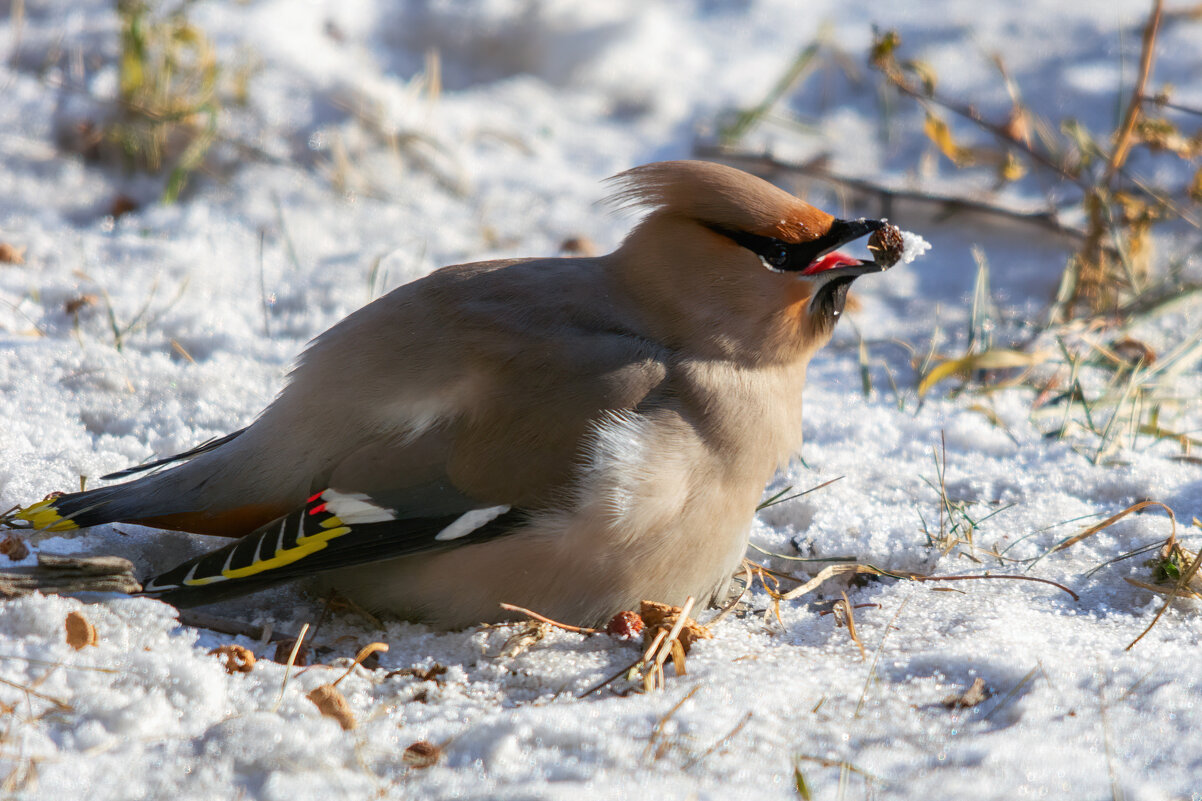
[[403, 740, 441, 768], [209, 644, 256, 674], [271, 638, 309, 666], [639, 600, 711, 654], [64, 610, 98, 650], [64, 294, 99, 315], [942, 677, 991, 709], [308, 683, 355, 730], [0, 535, 29, 561], [0, 243, 26, 264]]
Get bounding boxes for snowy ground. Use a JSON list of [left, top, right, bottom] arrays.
[[2, 1, 1202, 799]]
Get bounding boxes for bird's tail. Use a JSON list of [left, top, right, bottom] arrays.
[[5, 427, 253, 535], [9, 483, 146, 532]]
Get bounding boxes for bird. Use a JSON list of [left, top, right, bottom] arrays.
[[9, 160, 899, 629]]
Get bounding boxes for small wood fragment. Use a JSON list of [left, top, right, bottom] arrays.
[[179, 610, 294, 643], [0, 554, 140, 597]]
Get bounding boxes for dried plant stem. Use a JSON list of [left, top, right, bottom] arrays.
[[1054, 500, 1176, 553], [272, 622, 310, 712], [912, 573, 1079, 601], [694, 145, 1095, 245], [178, 610, 294, 642], [1105, 0, 1164, 184], [332, 643, 389, 687], [644, 684, 701, 761], [499, 603, 600, 635], [0, 675, 71, 711], [871, 55, 1083, 187], [682, 711, 754, 770], [649, 596, 696, 680]]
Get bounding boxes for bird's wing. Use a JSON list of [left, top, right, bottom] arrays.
[[140, 479, 524, 606], [142, 297, 674, 606]]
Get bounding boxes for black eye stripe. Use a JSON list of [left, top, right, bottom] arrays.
[[704, 219, 886, 273], [705, 225, 796, 271]]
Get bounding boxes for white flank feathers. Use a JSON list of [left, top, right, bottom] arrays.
[[435, 505, 512, 541]]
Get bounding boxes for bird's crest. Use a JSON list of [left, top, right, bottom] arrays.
[[604, 160, 833, 244]]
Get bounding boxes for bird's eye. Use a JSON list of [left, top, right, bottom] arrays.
[[764, 241, 789, 269]]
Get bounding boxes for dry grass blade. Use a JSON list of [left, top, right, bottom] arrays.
[[853, 596, 911, 718], [779, 563, 877, 601], [756, 476, 844, 512], [682, 711, 753, 770], [1053, 500, 1176, 553], [918, 348, 1049, 397], [981, 665, 1041, 721], [332, 642, 388, 687], [272, 621, 309, 712], [644, 684, 701, 761], [647, 596, 697, 691], [0, 675, 71, 712], [1124, 576, 1202, 600], [834, 591, 866, 659]]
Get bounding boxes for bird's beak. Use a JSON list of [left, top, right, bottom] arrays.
[[798, 218, 888, 279]]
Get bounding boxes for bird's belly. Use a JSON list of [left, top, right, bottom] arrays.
[[321, 411, 774, 628], [318, 502, 751, 629]]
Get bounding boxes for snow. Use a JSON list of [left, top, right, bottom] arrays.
[[898, 229, 932, 265], [2, 1, 1201, 799]]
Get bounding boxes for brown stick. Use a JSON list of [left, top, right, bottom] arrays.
[[499, 602, 600, 635], [871, 54, 1084, 187], [913, 573, 1079, 601], [1105, 0, 1164, 184], [693, 145, 1094, 245], [177, 610, 296, 643]]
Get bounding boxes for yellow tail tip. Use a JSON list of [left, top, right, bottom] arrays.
[[14, 500, 79, 532]]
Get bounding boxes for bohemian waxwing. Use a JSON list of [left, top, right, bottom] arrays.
[[9, 160, 913, 628]]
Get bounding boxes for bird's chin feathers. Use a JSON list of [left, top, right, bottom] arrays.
[[807, 275, 857, 328]]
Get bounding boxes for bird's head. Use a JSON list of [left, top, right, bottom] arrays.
[[606, 160, 892, 364]]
